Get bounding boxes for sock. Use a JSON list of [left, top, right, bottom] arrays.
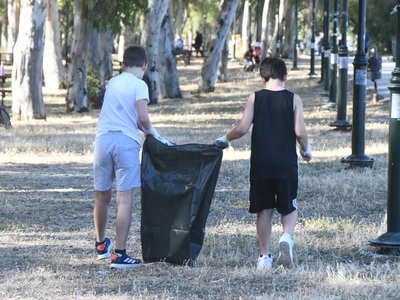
[[115, 249, 126, 256], [95, 239, 105, 246]]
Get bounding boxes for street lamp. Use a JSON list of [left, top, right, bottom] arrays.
[[369, 2, 400, 253], [292, 0, 299, 70], [327, 0, 339, 107], [329, 0, 351, 130], [322, 0, 331, 95], [340, 0, 373, 167], [309, 0, 317, 76]]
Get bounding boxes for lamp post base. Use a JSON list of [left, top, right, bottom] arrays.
[[340, 154, 374, 168], [369, 232, 400, 255], [329, 120, 352, 130]]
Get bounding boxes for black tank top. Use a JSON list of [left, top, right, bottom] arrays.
[[250, 89, 298, 180]]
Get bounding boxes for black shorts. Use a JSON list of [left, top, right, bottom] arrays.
[[249, 179, 298, 215]]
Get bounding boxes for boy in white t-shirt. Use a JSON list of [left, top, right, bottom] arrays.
[[93, 45, 172, 269]]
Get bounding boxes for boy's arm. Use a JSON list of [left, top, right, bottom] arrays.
[[293, 94, 312, 161], [214, 93, 255, 147], [137, 99, 175, 146], [137, 99, 152, 132], [227, 93, 255, 141]]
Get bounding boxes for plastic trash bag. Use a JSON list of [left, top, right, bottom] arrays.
[[140, 135, 223, 266]]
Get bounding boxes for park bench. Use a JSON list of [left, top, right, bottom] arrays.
[[173, 49, 191, 65], [0, 52, 14, 66], [0, 88, 12, 128], [0, 72, 12, 128], [190, 49, 207, 58], [1, 73, 11, 99], [1, 89, 12, 103]]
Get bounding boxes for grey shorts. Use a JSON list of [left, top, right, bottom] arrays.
[[249, 179, 298, 215], [93, 132, 141, 191]]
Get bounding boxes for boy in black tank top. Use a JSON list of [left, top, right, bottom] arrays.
[[214, 57, 312, 270]]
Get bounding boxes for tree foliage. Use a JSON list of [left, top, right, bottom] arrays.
[[90, 0, 147, 33], [348, 0, 397, 54]]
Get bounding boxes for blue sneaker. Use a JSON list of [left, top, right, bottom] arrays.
[[110, 253, 142, 269], [95, 237, 113, 260]]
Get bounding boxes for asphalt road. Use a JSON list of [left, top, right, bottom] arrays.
[[347, 57, 395, 101]]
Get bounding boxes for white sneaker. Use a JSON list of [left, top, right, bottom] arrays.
[[257, 254, 273, 270], [276, 233, 294, 268]]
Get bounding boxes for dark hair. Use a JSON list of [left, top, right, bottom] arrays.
[[123, 45, 147, 68], [259, 57, 287, 82]]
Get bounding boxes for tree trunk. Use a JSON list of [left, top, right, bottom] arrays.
[[241, 0, 250, 55], [117, 16, 138, 62], [282, 2, 295, 59], [1, 11, 7, 49], [218, 36, 229, 82], [65, 0, 92, 112], [12, 0, 47, 121], [7, 0, 20, 61], [89, 28, 113, 83], [158, 14, 182, 99], [260, 0, 271, 58], [141, 0, 169, 104], [100, 30, 113, 81], [43, 0, 66, 90], [199, 0, 238, 92], [88, 29, 101, 77]]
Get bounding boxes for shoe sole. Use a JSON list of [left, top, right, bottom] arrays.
[[110, 263, 142, 269], [276, 240, 293, 268], [97, 240, 113, 260]]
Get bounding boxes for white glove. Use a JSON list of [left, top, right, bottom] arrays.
[[143, 126, 159, 137], [144, 126, 175, 146], [213, 135, 230, 149], [300, 144, 312, 162], [155, 135, 176, 146]]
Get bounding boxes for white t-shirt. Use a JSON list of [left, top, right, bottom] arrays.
[[96, 72, 149, 144]]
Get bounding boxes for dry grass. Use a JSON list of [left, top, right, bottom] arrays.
[[1, 56, 399, 299]]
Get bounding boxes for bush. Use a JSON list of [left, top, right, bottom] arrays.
[[87, 68, 105, 109]]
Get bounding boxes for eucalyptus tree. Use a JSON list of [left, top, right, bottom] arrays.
[[282, 0, 295, 59], [140, 0, 169, 103], [65, 0, 146, 112], [65, 0, 92, 112], [0, 1, 5, 48], [158, 13, 182, 99], [241, 0, 250, 52], [6, 0, 19, 61], [12, 0, 47, 120], [43, 0, 66, 90], [260, 0, 272, 58], [199, 0, 238, 92]]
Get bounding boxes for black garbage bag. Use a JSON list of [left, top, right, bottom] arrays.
[[140, 135, 223, 266]]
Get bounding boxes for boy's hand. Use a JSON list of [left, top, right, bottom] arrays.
[[300, 144, 312, 162], [213, 135, 229, 149], [155, 135, 176, 146], [144, 126, 176, 146]]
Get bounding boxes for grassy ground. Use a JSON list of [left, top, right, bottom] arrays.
[[1, 55, 399, 299]]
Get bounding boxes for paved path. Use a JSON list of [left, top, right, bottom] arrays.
[[347, 57, 395, 100]]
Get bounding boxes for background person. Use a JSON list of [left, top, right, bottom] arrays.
[[243, 48, 255, 72], [174, 36, 184, 50], [253, 42, 263, 69], [214, 57, 312, 270], [192, 31, 204, 57]]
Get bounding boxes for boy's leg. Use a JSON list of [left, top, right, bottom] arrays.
[[94, 189, 112, 243], [115, 189, 134, 250], [276, 210, 297, 267], [281, 209, 298, 236], [256, 208, 274, 256]]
